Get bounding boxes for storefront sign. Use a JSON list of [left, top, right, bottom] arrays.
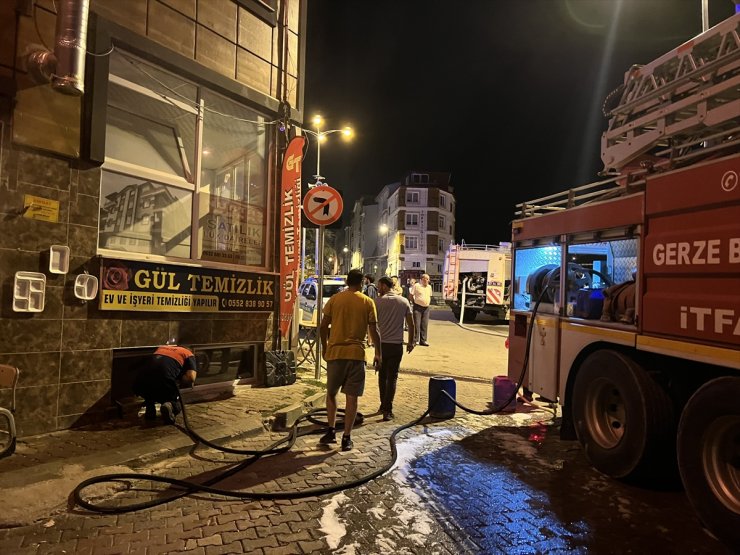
[[99, 258, 276, 313], [279, 136, 306, 337]]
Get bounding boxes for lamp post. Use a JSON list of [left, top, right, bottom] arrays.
[[301, 115, 353, 379]]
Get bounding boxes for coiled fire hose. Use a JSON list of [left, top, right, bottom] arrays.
[[73, 288, 550, 514]]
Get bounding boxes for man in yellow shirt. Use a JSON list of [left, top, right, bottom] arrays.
[[320, 269, 381, 451]]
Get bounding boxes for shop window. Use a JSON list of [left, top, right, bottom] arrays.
[[198, 90, 267, 266], [98, 50, 269, 268]]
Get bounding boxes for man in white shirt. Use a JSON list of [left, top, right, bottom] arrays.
[[375, 276, 415, 420], [409, 273, 432, 346]]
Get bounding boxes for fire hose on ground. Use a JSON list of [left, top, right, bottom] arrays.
[[73, 286, 553, 514]]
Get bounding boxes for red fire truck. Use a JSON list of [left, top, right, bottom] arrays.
[[507, 13, 739, 546]]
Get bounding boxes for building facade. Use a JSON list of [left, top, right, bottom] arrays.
[[0, 0, 306, 436], [372, 171, 455, 293], [346, 197, 379, 275]]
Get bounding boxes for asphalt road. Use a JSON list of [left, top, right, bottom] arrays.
[[399, 307, 509, 383]]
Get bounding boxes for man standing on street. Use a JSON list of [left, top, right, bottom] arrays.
[[375, 276, 415, 421], [409, 273, 432, 346], [363, 274, 378, 300], [320, 269, 381, 451]]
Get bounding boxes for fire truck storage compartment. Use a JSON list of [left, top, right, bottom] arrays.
[[513, 238, 638, 320], [528, 314, 560, 400]]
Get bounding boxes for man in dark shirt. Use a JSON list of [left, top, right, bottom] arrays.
[[375, 277, 415, 421], [134, 344, 198, 424]]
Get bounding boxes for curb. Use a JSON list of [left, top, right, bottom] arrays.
[[271, 391, 326, 431]]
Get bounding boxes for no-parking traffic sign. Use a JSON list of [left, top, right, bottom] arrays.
[[303, 185, 343, 226]]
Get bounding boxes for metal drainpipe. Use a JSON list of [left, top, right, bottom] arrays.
[[26, 0, 89, 96]]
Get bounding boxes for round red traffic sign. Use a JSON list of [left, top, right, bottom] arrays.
[[303, 185, 343, 226]]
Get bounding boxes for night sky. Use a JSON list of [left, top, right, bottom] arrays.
[[303, 0, 736, 242]]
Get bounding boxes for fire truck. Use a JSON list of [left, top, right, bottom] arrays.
[[507, 13, 740, 546], [442, 243, 511, 322]]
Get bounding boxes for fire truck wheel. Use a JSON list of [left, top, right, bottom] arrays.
[[677, 376, 740, 548], [572, 349, 676, 481]]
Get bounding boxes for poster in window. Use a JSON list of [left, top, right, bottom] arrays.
[[201, 158, 263, 265], [99, 171, 191, 258]]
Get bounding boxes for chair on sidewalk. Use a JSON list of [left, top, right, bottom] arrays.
[[295, 325, 327, 372], [0, 364, 19, 458]]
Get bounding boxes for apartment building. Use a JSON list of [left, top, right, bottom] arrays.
[[375, 171, 455, 293], [0, 0, 306, 436]]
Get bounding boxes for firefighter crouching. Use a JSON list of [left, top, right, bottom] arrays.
[[134, 344, 198, 424]]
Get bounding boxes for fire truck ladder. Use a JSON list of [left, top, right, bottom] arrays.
[[601, 12, 740, 173], [443, 244, 459, 299]]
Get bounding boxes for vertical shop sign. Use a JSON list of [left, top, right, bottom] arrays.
[[279, 136, 306, 337]]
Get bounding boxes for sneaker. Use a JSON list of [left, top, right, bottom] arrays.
[[319, 430, 337, 444], [144, 404, 157, 421], [382, 412, 395, 422], [420, 342, 430, 346], [341, 435, 353, 451], [160, 402, 176, 424]]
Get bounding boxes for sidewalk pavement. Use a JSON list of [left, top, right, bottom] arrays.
[[0, 358, 477, 529], [0, 367, 328, 528]]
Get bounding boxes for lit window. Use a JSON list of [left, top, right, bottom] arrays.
[[98, 50, 268, 267]]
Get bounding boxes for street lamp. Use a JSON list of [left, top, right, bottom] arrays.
[[305, 115, 353, 187], [300, 115, 354, 379]]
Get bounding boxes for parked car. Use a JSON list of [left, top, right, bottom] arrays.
[[298, 275, 347, 325]]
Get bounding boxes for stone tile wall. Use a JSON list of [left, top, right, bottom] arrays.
[[0, 0, 299, 436]]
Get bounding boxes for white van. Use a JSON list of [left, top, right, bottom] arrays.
[[298, 275, 347, 325]]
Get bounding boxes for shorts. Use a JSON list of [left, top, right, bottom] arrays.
[[326, 359, 366, 397]]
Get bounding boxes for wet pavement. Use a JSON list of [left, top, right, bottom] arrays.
[[0, 314, 731, 554]]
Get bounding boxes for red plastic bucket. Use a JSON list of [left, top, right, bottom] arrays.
[[493, 375, 517, 412]]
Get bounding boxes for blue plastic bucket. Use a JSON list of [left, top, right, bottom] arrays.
[[428, 376, 456, 419]]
